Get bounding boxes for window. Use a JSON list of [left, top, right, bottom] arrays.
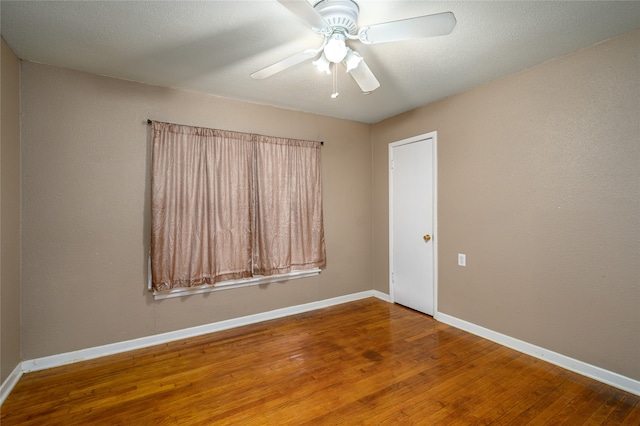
[[149, 121, 326, 298]]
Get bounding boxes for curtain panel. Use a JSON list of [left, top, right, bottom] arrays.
[[150, 121, 325, 292], [254, 136, 326, 275]]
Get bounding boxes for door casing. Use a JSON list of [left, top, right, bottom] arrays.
[[388, 131, 438, 315]]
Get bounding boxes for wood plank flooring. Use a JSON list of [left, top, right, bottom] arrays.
[[2, 298, 638, 425]]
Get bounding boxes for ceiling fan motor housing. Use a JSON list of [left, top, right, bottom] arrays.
[[314, 0, 360, 34]]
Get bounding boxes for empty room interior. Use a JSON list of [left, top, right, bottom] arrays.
[[1, 1, 639, 424]]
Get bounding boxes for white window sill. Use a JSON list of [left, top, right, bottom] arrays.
[[152, 269, 321, 300]]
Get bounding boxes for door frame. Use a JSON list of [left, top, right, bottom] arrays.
[[388, 131, 438, 315]]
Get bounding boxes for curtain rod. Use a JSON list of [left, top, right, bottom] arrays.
[[147, 119, 323, 145]]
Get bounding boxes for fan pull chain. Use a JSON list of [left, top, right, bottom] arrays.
[[331, 62, 339, 99]]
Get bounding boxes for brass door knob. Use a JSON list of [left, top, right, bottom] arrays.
[[423, 234, 431, 242]]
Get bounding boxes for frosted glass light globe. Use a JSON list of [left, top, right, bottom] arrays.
[[324, 35, 347, 63]]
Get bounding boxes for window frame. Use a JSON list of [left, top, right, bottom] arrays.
[[148, 260, 321, 300]]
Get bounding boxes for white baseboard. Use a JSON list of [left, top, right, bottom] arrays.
[[9, 292, 635, 405], [435, 311, 640, 397], [0, 363, 23, 405], [21, 290, 376, 374], [372, 290, 391, 302]]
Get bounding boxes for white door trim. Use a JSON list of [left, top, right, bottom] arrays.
[[389, 131, 438, 316]]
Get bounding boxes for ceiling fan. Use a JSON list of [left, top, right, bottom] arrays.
[[251, 0, 456, 94]]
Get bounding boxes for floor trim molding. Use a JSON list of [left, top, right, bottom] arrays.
[[7, 292, 636, 404], [435, 311, 640, 397], [0, 363, 23, 406], [21, 291, 378, 375], [372, 290, 391, 302], [3, 291, 384, 404]]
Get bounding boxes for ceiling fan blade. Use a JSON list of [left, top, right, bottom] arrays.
[[251, 49, 319, 79], [358, 11, 456, 44], [277, 0, 328, 30], [348, 58, 380, 93]]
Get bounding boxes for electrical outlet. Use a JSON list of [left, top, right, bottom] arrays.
[[458, 253, 466, 267]]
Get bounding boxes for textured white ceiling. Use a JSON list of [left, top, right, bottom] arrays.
[[2, 1, 640, 123]]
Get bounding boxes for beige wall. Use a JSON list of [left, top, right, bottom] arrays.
[[373, 29, 640, 380], [1, 38, 22, 382], [19, 62, 373, 359], [11, 27, 640, 385]]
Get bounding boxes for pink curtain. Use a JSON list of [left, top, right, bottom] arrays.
[[253, 136, 326, 275], [151, 122, 254, 291], [150, 121, 326, 292]]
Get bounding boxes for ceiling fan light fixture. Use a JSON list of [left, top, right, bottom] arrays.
[[343, 48, 362, 72], [324, 33, 347, 63], [312, 53, 332, 74], [254, 1, 457, 96]]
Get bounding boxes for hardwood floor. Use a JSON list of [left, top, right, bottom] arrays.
[[2, 298, 639, 425]]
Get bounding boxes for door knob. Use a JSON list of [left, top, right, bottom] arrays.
[[423, 234, 431, 242]]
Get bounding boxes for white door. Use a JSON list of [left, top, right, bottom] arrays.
[[389, 134, 436, 315]]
